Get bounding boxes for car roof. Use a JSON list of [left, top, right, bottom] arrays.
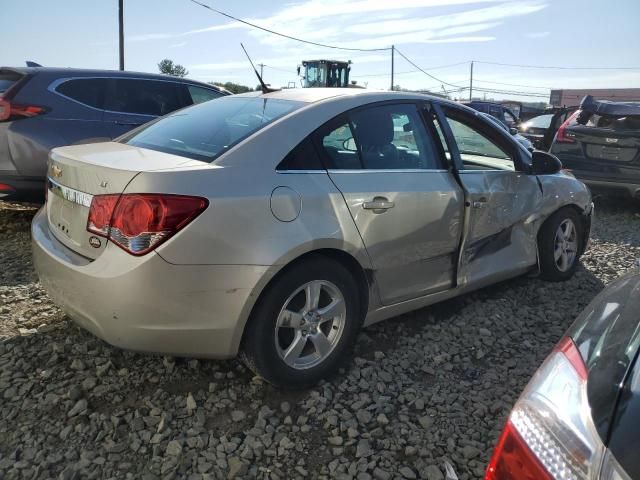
[[0, 66, 221, 90], [235, 87, 454, 106]]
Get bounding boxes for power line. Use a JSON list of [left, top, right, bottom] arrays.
[[393, 48, 463, 88], [187, 0, 390, 52], [358, 61, 470, 78], [474, 60, 640, 70], [263, 65, 297, 74], [473, 78, 552, 90], [469, 86, 549, 98]]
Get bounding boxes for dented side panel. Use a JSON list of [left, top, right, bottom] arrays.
[[456, 170, 543, 286]]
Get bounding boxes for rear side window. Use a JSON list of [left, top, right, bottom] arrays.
[[187, 85, 222, 105], [106, 79, 182, 116], [277, 138, 323, 170], [0, 70, 23, 94], [56, 78, 108, 109]]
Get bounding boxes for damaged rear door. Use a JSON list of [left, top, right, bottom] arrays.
[[434, 105, 543, 287]]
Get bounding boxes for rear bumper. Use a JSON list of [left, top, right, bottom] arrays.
[[31, 208, 269, 358], [0, 173, 44, 202], [581, 179, 640, 199]]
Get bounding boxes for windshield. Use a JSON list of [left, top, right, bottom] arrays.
[[525, 114, 553, 129], [122, 96, 303, 162]]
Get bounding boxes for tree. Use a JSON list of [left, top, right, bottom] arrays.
[[209, 81, 253, 94], [158, 59, 188, 77]]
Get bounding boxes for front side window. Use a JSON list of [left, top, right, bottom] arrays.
[[106, 79, 182, 116], [122, 96, 303, 162], [443, 113, 515, 171], [56, 78, 109, 109], [187, 85, 222, 105]]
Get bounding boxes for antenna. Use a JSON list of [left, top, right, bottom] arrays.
[[240, 43, 278, 94]]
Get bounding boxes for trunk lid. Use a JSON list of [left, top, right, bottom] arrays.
[[569, 114, 640, 163], [46, 142, 205, 259]]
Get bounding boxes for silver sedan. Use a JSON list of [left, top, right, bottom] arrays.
[[32, 89, 593, 387]]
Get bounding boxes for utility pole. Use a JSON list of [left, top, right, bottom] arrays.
[[390, 45, 395, 91], [118, 0, 124, 70], [469, 61, 474, 101]]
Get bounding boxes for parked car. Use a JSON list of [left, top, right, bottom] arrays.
[[480, 112, 533, 151], [486, 268, 640, 480], [519, 108, 577, 151], [0, 67, 228, 202], [550, 95, 640, 199], [463, 101, 520, 128], [32, 89, 593, 388]]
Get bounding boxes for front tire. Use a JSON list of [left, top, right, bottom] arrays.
[[538, 208, 583, 281], [240, 257, 361, 388]]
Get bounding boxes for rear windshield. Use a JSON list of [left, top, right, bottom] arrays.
[[0, 70, 24, 94], [122, 96, 303, 162], [580, 112, 640, 131]]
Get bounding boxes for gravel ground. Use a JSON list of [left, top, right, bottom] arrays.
[[1, 197, 639, 480]]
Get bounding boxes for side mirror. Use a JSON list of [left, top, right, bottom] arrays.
[[531, 150, 562, 175], [509, 127, 518, 135]]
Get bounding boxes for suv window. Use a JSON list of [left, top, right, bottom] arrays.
[[187, 85, 222, 105], [442, 112, 515, 171], [106, 79, 182, 116], [0, 70, 23, 94], [56, 78, 109, 109]]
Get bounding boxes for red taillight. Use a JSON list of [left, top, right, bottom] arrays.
[[486, 336, 604, 480], [555, 111, 579, 144], [87, 193, 208, 255], [0, 183, 15, 192], [486, 422, 552, 480], [0, 97, 47, 121]]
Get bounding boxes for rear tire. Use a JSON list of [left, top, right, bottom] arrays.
[[538, 208, 583, 281], [240, 257, 361, 389]]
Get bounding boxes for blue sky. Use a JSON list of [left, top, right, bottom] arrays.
[[3, 0, 639, 101]]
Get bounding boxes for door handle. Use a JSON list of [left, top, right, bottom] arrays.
[[472, 197, 488, 209], [363, 197, 395, 211]]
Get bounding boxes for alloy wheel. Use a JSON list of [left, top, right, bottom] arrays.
[[274, 280, 346, 370], [554, 219, 578, 272]]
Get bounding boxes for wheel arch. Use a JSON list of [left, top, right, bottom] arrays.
[[232, 247, 373, 355]]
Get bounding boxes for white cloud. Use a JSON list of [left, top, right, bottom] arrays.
[[169, 41, 188, 48], [524, 31, 550, 38]]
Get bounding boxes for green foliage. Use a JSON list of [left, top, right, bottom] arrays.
[[209, 81, 253, 94], [158, 59, 189, 77]]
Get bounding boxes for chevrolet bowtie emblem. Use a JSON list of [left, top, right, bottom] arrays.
[[51, 165, 63, 178]]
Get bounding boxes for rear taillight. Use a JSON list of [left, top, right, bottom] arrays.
[[0, 97, 47, 121], [555, 111, 579, 144], [0, 183, 15, 195], [87, 193, 208, 256], [486, 336, 604, 480]]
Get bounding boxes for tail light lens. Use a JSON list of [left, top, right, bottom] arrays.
[[0, 97, 47, 121], [87, 193, 208, 256], [555, 111, 579, 144], [486, 336, 604, 480]]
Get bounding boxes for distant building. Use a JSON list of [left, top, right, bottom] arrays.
[[550, 88, 640, 107]]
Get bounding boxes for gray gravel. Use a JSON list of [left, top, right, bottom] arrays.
[[1, 197, 639, 480]]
